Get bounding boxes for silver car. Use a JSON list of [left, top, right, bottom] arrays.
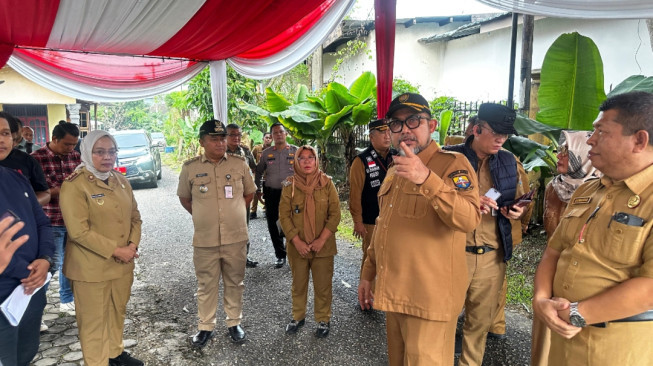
[[151, 132, 166, 148], [113, 130, 162, 188]]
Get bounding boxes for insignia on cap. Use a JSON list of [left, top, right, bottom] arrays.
[[399, 93, 410, 102]]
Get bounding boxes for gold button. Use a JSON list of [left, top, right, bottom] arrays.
[[607, 194, 613, 199], [424, 190, 430, 194], [434, 205, 439, 210], [616, 229, 623, 234], [579, 239, 585, 243], [413, 187, 416, 191], [477, 248, 483, 254], [573, 261, 578, 266], [563, 284, 569, 289], [396, 185, 399, 189], [389, 204, 393, 208]]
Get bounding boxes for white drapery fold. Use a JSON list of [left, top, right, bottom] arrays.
[[7, 52, 207, 102], [475, 0, 653, 19], [228, 0, 356, 79], [209, 61, 228, 122]]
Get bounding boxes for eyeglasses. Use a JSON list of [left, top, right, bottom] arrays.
[[297, 156, 316, 162], [227, 133, 242, 138], [387, 115, 428, 133], [480, 125, 511, 140], [92, 149, 118, 157], [557, 144, 569, 157]]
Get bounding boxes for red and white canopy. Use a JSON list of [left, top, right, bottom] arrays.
[[0, 0, 355, 104]]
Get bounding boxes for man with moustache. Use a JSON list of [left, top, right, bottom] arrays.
[[358, 93, 480, 364], [533, 91, 653, 365], [348, 119, 394, 295], [444, 103, 529, 366]]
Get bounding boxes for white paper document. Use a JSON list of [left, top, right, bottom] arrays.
[[0, 272, 52, 326]]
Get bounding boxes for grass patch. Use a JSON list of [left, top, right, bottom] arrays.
[[506, 229, 548, 311], [161, 152, 183, 174], [336, 203, 361, 247]]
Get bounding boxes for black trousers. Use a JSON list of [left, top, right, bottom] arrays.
[[263, 186, 286, 259]]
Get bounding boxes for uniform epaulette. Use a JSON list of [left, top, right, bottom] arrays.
[[281, 177, 293, 187], [230, 154, 246, 161], [183, 156, 201, 165], [65, 170, 82, 181], [437, 149, 459, 160]]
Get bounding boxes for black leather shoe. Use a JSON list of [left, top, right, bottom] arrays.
[[249, 212, 257, 219], [315, 321, 330, 338], [228, 325, 246, 343], [246, 258, 258, 268], [285, 319, 305, 334], [190, 330, 214, 348], [109, 351, 144, 366], [275, 258, 286, 268], [487, 332, 507, 340]]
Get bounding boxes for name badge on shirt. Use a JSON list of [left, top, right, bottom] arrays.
[[225, 185, 233, 199]]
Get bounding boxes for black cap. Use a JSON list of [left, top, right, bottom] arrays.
[[368, 119, 388, 132], [477, 103, 517, 135], [386, 93, 431, 118], [199, 119, 227, 138]]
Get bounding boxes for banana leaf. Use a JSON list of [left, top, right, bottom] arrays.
[[349, 71, 376, 100], [607, 75, 653, 97], [265, 88, 292, 113], [438, 110, 453, 145], [536, 32, 606, 131]]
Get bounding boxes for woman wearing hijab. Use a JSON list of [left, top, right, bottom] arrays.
[[279, 145, 341, 338], [59, 130, 143, 366], [531, 130, 597, 366]]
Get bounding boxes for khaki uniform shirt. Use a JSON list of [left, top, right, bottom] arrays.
[[177, 154, 257, 247], [60, 168, 142, 282], [467, 154, 528, 249], [361, 141, 481, 321], [279, 177, 341, 258], [255, 144, 298, 189]]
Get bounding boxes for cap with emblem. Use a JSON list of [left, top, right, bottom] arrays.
[[386, 93, 431, 118], [367, 119, 388, 134], [199, 119, 227, 138], [477, 103, 517, 135]]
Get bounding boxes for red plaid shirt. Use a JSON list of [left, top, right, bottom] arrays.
[[31, 144, 81, 226]]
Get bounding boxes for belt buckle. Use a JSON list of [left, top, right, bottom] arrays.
[[476, 247, 485, 254]]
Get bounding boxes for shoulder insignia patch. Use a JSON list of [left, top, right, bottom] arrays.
[[282, 177, 293, 187], [183, 156, 201, 165], [451, 173, 472, 190], [65, 170, 81, 181], [572, 197, 592, 204]]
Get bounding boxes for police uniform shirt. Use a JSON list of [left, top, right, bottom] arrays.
[[255, 145, 298, 189], [177, 154, 257, 247], [550, 164, 653, 302]]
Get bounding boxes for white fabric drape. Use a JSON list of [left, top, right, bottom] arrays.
[[475, 0, 653, 19], [209, 61, 228, 122], [48, 0, 206, 54], [228, 0, 356, 79], [7, 53, 207, 102]]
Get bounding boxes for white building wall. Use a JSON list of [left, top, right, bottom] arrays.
[[324, 17, 653, 103]]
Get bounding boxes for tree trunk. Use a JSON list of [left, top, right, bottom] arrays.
[[344, 130, 357, 185]]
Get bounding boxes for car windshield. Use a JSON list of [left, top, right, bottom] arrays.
[[151, 132, 164, 139], [114, 133, 149, 148]]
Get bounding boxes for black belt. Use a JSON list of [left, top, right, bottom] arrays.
[[465, 245, 496, 255], [591, 310, 653, 328]]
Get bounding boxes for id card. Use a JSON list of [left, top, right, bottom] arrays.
[[225, 185, 233, 199]]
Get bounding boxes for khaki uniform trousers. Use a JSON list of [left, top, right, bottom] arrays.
[[549, 321, 653, 366], [359, 223, 376, 292], [288, 254, 334, 322], [386, 311, 457, 366], [530, 316, 551, 366], [459, 249, 506, 366], [193, 242, 246, 330], [489, 274, 507, 334], [71, 273, 133, 366]]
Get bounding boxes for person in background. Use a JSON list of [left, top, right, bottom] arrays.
[[279, 145, 341, 337], [31, 121, 81, 317], [255, 123, 298, 268], [530, 130, 596, 366], [0, 113, 54, 366], [444, 104, 529, 366], [533, 91, 653, 365], [225, 123, 259, 268], [250, 132, 272, 219], [178, 120, 256, 348], [0, 112, 50, 206], [358, 93, 480, 364], [348, 119, 393, 299], [60, 130, 143, 366], [12, 118, 32, 154], [22, 126, 34, 146]]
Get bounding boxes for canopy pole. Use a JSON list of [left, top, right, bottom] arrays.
[[375, 0, 397, 118], [209, 60, 228, 122], [507, 12, 519, 108]]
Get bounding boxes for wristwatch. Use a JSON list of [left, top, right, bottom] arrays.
[[569, 302, 586, 327]]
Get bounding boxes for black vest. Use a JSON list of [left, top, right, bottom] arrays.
[[357, 146, 394, 225], [444, 137, 518, 262]]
